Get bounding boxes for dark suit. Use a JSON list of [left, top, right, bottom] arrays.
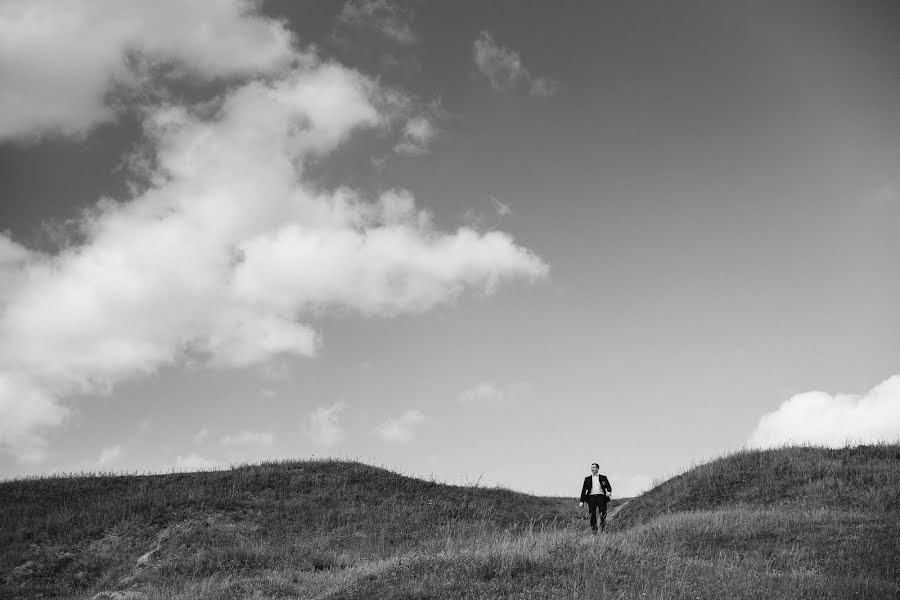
[[580, 474, 612, 531]]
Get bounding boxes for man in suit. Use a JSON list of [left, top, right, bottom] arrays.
[[579, 463, 612, 532]]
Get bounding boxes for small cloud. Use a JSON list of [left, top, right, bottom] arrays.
[[458, 381, 531, 405], [473, 31, 557, 96], [748, 375, 900, 448], [260, 388, 278, 398], [873, 184, 898, 208], [336, 0, 417, 45], [373, 409, 425, 443], [394, 116, 439, 155], [304, 402, 346, 447], [459, 382, 503, 404], [174, 453, 223, 472], [221, 430, 275, 448], [96, 444, 122, 469], [193, 427, 209, 445], [491, 196, 512, 217], [529, 77, 559, 98]]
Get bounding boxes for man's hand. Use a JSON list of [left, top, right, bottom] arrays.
[[579, 501, 583, 507]]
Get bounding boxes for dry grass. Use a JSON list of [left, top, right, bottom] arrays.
[[1, 445, 898, 599]]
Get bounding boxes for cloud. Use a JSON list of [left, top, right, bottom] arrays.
[[0, 13, 548, 461], [305, 403, 346, 447], [174, 452, 223, 472], [336, 0, 417, 45], [0, 373, 69, 462], [491, 196, 512, 217], [473, 31, 557, 96], [394, 116, 438, 155], [748, 375, 900, 448], [529, 77, 559, 98], [458, 381, 531, 405], [0, 0, 297, 140], [220, 430, 275, 448], [96, 444, 122, 468], [193, 427, 209, 445], [373, 409, 425, 443]]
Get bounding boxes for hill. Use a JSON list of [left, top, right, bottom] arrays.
[[322, 445, 899, 600], [1, 445, 898, 599], [613, 444, 900, 526], [0, 460, 572, 599]]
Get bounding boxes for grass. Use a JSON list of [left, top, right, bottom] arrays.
[[1, 445, 898, 599]]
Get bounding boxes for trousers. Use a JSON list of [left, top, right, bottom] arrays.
[[586, 494, 609, 531]]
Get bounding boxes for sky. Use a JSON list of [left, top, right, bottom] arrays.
[[1, 0, 898, 497]]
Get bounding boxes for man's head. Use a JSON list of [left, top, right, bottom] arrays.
[[590, 463, 599, 474]]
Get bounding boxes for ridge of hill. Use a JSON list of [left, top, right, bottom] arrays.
[[1, 445, 898, 599]]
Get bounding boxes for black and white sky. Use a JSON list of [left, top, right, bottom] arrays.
[[1, 0, 899, 494]]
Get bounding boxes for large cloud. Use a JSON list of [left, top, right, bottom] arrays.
[[748, 375, 900, 448], [0, 0, 296, 139], [0, 8, 548, 461]]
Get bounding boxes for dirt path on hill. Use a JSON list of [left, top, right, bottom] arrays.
[[607, 498, 632, 521]]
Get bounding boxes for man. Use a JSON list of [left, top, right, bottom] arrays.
[[579, 463, 612, 532]]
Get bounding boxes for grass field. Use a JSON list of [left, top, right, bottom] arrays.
[[1, 444, 898, 599]]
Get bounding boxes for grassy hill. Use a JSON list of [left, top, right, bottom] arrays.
[[1, 460, 574, 599], [1, 445, 898, 599]]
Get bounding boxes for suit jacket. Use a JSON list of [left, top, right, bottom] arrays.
[[580, 474, 612, 502]]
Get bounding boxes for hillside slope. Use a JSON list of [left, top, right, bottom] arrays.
[[2, 446, 898, 600], [613, 444, 900, 527], [324, 445, 900, 600], [0, 460, 571, 599]]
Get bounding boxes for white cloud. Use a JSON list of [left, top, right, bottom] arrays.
[[373, 409, 425, 443], [0, 373, 69, 463], [748, 375, 900, 448], [0, 14, 548, 461], [220, 430, 275, 448], [96, 444, 122, 468], [394, 116, 438, 155], [336, 0, 416, 45], [473, 31, 557, 96], [529, 77, 559, 98], [491, 196, 512, 217], [0, 0, 297, 140], [458, 381, 531, 405], [193, 427, 209, 445], [174, 452, 223, 472], [305, 403, 346, 447]]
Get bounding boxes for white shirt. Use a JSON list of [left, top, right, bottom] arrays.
[[590, 474, 602, 495]]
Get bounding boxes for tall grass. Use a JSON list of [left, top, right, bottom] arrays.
[[2, 446, 898, 599]]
